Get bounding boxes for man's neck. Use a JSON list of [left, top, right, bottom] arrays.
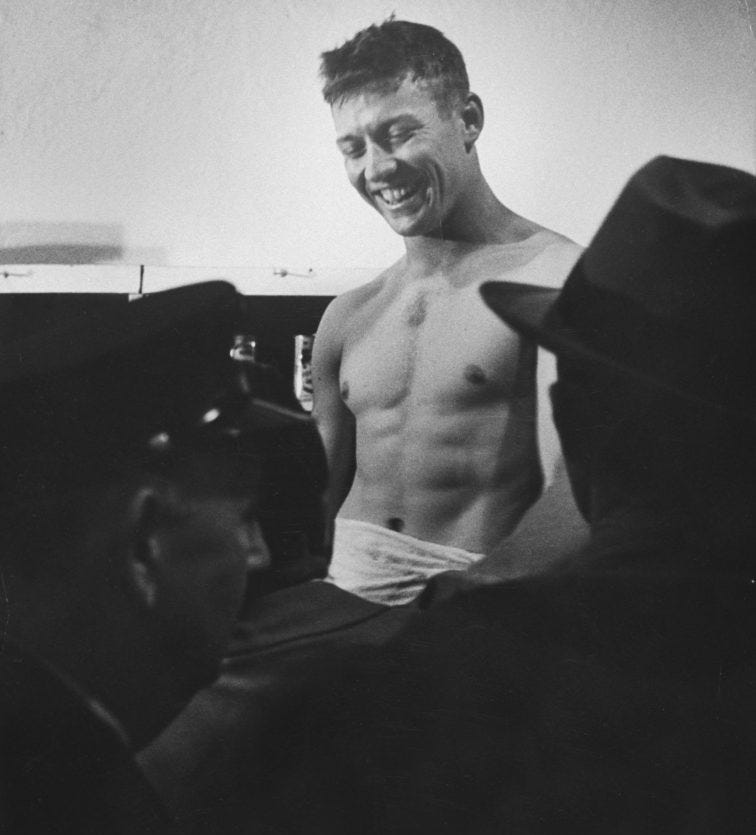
[[401, 237, 477, 275], [402, 184, 542, 273]]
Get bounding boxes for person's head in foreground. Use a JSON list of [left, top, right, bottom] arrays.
[[0, 280, 327, 748], [321, 17, 488, 239], [481, 155, 756, 569]]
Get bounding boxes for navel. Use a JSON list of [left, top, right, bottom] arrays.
[[464, 364, 487, 385], [340, 380, 350, 400], [387, 517, 404, 533]]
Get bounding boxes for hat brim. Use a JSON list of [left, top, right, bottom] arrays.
[[480, 282, 558, 346], [482, 279, 692, 392], [247, 397, 313, 429], [480, 279, 681, 386], [479, 280, 622, 374], [480, 280, 753, 419]]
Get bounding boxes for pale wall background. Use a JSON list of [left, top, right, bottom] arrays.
[[1, 0, 754, 279]]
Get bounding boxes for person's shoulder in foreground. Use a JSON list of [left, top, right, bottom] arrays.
[[0, 281, 298, 833], [138, 582, 414, 833], [137, 357, 415, 834], [275, 155, 756, 833]]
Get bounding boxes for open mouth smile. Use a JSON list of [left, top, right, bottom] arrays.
[[374, 181, 426, 209]]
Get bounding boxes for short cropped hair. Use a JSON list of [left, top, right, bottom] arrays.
[[320, 18, 470, 113]]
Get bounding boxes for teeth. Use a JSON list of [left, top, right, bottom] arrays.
[[379, 184, 419, 205]]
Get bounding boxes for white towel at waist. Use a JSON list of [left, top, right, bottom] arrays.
[[325, 518, 483, 606]]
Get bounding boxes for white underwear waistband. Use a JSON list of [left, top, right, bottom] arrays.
[[325, 518, 483, 606]]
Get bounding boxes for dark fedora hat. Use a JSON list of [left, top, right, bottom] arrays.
[[0, 280, 311, 499], [481, 156, 756, 420]]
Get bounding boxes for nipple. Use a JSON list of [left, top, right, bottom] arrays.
[[464, 364, 487, 385]]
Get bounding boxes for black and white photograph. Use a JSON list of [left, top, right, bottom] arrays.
[[1, 1, 755, 831]]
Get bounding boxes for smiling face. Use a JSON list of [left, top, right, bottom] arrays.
[[332, 77, 479, 238]]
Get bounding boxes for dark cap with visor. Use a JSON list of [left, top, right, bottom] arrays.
[[0, 281, 312, 501]]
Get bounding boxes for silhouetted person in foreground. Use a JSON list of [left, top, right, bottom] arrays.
[[138, 358, 415, 833], [0, 281, 308, 833]]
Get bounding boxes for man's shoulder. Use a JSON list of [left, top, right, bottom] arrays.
[[315, 269, 396, 356], [465, 223, 583, 291], [1, 647, 168, 834], [516, 227, 583, 289], [325, 263, 400, 319], [535, 227, 583, 258], [226, 581, 413, 661], [315, 268, 398, 374]]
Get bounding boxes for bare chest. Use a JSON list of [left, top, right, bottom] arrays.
[[340, 282, 532, 414]]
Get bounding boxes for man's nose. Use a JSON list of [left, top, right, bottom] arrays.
[[241, 519, 272, 573], [364, 142, 397, 182]]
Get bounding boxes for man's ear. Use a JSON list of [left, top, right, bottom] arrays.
[[461, 93, 484, 151], [124, 485, 170, 610]]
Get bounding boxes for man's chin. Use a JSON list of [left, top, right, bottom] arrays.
[[389, 220, 439, 239], [369, 191, 435, 235], [380, 209, 436, 238]]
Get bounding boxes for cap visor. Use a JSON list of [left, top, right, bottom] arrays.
[[246, 398, 313, 429]]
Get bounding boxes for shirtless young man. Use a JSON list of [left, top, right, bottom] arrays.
[[313, 19, 582, 605]]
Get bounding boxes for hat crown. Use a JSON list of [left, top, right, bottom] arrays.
[[480, 157, 756, 420], [578, 157, 756, 337], [553, 156, 756, 415]]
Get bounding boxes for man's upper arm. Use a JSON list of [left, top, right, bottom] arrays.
[[312, 298, 356, 515], [534, 239, 584, 483]]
